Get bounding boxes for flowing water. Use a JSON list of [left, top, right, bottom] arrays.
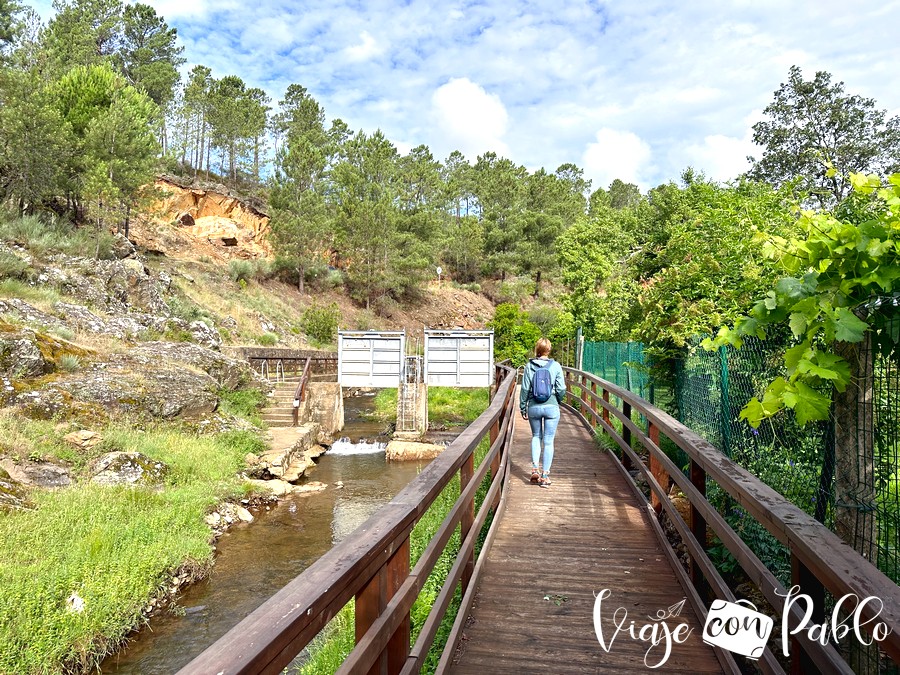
[[100, 395, 428, 674]]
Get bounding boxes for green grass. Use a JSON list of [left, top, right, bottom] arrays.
[[0, 278, 63, 304], [299, 437, 494, 673], [0, 212, 114, 259], [0, 425, 266, 674], [368, 387, 490, 429], [218, 388, 267, 427]]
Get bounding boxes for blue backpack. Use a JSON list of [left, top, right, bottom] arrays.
[[530, 359, 554, 403]]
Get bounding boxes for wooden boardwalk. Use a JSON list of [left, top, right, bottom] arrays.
[[449, 406, 724, 674]]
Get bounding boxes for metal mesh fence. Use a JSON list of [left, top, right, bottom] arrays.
[[583, 333, 900, 588]]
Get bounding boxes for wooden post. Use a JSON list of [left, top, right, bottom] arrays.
[[649, 423, 667, 514], [589, 381, 598, 428], [622, 401, 633, 471], [602, 389, 610, 427], [689, 459, 707, 589], [790, 553, 825, 675], [460, 452, 475, 592], [489, 417, 501, 510], [355, 537, 411, 675]]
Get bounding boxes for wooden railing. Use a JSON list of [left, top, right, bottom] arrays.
[[249, 355, 338, 382], [562, 367, 900, 675], [292, 357, 312, 426], [178, 363, 518, 675]]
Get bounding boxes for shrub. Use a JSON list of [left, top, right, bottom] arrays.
[[57, 354, 80, 372], [0, 212, 114, 259], [228, 259, 255, 283], [301, 303, 340, 345], [0, 251, 29, 279], [48, 326, 75, 341], [257, 332, 278, 346]]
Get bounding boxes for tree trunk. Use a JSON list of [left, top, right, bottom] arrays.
[[534, 270, 542, 298], [297, 264, 305, 294], [124, 203, 131, 239], [832, 331, 878, 674], [95, 199, 103, 260]]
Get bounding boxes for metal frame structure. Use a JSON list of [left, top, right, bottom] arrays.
[[337, 330, 406, 388], [423, 329, 494, 388]]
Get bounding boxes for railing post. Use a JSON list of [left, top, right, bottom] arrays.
[[460, 450, 475, 593], [589, 381, 598, 428], [689, 459, 707, 589], [602, 389, 610, 427], [356, 536, 411, 675], [790, 553, 825, 675], [621, 401, 633, 471], [648, 423, 667, 514], [580, 374, 588, 412]]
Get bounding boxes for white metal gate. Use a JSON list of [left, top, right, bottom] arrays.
[[424, 330, 494, 388], [337, 331, 405, 387]]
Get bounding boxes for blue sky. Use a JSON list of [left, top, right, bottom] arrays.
[[27, 0, 900, 191]]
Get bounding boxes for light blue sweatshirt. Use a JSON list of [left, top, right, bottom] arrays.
[[519, 357, 566, 413]]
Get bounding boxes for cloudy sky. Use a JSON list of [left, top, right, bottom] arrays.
[[28, 0, 900, 191]]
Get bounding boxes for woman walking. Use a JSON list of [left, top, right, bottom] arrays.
[[520, 338, 566, 488]]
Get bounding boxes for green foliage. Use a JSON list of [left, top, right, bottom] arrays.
[[707, 172, 900, 426], [217, 387, 265, 426], [489, 303, 541, 366], [227, 259, 255, 283], [0, 250, 28, 278], [57, 353, 80, 371], [256, 331, 278, 346], [0, 212, 114, 258], [0, 422, 264, 674], [300, 302, 340, 345], [427, 387, 489, 427], [749, 66, 900, 207]]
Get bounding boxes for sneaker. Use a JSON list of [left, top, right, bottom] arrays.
[[539, 473, 551, 488]]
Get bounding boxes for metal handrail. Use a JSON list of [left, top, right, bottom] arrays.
[[292, 357, 312, 427], [561, 366, 900, 673], [179, 363, 518, 675]]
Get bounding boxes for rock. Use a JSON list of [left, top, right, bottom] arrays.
[[53, 302, 145, 340], [129, 342, 251, 390], [0, 299, 68, 333], [177, 212, 195, 227], [244, 453, 260, 466], [188, 320, 222, 350], [0, 467, 31, 511], [294, 481, 327, 493], [245, 478, 294, 496], [235, 506, 254, 523], [89, 451, 168, 487], [111, 233, 136, 259], [66, 592, 86, 613], [46, 255, 169, 315], [48, 355, 219, 419], [0, 457, 71, 488], [0, 323, 51, 378], [63, 430, 103, 451], [204, 512, 222, 527], [385, 441, 445, 461]]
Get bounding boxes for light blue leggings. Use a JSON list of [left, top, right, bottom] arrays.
[[528, 403, 560, 473]]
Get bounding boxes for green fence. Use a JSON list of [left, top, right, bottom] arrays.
[[582, 334, 900, 587]]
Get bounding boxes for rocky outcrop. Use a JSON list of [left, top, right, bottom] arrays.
[[130, 342, 255, 390], [0, 467, 31, 511], [89, 452, 168, 487], [251, 423, 325, 481], [0, 457, 71, 488], [0, 320, 92, 381], [136, 177, 271, 259]]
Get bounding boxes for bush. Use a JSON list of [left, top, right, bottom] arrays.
[[489, 303, 541, 366], [301, 303, 340, 345], [228, 259, 255, 283], [0, 251, 29, 279], [57, 354, 80, 372], [257, 332, 278, 346]]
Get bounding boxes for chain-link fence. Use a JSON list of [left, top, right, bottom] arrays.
[[582, 333, 900, 588]]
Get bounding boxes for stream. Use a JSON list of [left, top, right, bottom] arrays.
[[100, 395, 430, 674]]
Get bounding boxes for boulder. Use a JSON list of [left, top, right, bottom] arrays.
[[90, 451, 168, 487], [0, 467, 31, 511], [245, 478, 294, 497], [53, 302, 146, 340], [0, 457, 72, 488], [385, 441, 445, 461], [129, 342, 253, 390], [49, 356, 219, 419], [46, 256, 169, 315], [0, 299, 68, 333], [63, 430, 102, 451], [110, 233, 137, 259], [0, 324, 50, 378], [294, 481, 327, 494]]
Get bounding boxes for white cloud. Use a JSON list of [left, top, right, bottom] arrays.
[[145, 0, 237, 19], [582, 129, 652, 190], [343, 31, 384, 62], [431, 78, 509, 159], [682, 134, 755, 182]]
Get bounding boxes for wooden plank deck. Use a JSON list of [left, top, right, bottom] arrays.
[[448, 406, 724, 674]]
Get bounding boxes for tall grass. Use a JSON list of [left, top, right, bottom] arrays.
[[0, 426, 265, 674], [369, 387, 490, 429], [0, 212, 114, 259]]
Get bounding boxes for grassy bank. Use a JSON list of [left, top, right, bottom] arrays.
[[0, 421, 266, 674], [370, 387, 490, 428], [300, 436, 495, 673]]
